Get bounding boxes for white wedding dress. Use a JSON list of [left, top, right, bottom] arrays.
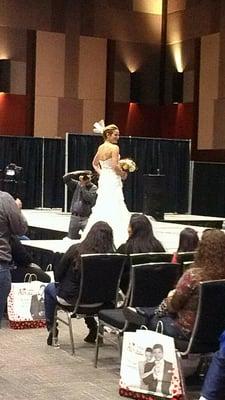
[[81, 158, 130, 248]]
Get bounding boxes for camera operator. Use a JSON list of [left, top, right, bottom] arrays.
[[63, 171, 97, 239]]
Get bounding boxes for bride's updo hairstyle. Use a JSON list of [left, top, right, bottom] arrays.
[[102, 124, 119, 141]]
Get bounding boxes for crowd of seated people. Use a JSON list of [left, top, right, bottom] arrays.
[[5, 212, 225, 399], [124, 229, 225, 341], [44, 221, 115, 346]]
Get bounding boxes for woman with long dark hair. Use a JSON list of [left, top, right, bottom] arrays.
[[44, 221, 115, 345], [171, 227, 199, 263], [117, 214, 165, 294], [117, 213, 165, 254]]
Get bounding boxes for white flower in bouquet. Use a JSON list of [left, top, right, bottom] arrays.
[[119, 158, 137, 173]]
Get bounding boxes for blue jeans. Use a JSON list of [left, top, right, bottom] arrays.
[[44, 282, 58, 328], [0, 268, 11, 325], [201, 348, 225, 400], [140, 306, 190, 340]]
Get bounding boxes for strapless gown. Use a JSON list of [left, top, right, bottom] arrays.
[[81, 158, 130, 248]]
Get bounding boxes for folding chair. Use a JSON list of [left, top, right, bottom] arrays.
[[52, 253, 126, 355], [175, 279, 225, 400], [95, 261, 182, 367]]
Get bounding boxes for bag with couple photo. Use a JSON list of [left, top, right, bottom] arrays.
[[119, 329, 183, 400]]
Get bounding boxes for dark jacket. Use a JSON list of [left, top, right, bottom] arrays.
[[0, 191, 28, 263], [63, 173, 97, 217], [55, 243, 81, 304]]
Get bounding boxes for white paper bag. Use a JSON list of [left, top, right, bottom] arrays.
[[7, 280, 47, 329], [120, 329, 182, 398]]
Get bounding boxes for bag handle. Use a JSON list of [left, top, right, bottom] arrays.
[[24, 273, 37, 282], [155, 320, 164, 334], [46, 264, 53, 272]]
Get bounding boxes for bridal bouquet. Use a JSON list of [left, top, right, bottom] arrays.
[[119, 158, 137, 173]]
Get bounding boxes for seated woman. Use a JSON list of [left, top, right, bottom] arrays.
[[44, 221, 115, 346], [124, 229, 225, 341], [117, 213, 165, 254], [171, 227, 199, 264], [10, 235, 50, 283], [117, 213, 165, 294]]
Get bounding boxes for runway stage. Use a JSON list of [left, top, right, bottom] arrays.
[[22, 209, 210, 256]]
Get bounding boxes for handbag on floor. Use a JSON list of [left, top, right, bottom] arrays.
[[7, 273, 47, 329], [119, 327, 183, 400]]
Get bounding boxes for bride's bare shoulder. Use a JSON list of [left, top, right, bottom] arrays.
[[97, 143, 116, 161]]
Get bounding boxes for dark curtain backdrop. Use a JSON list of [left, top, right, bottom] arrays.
[[0, 136, 43, 208], [43, 138, 65, 208], [192, 162, 225, 217], [67, 134, 190, 213]]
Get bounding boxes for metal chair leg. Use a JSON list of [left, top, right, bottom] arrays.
[[67, 313, 75, 355], [176, 350, 188, 400], [94, 322, 104, 368], [52, 307, 59, 347]]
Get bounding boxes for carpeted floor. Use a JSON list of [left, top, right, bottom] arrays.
[[1, 317, 201, 400]]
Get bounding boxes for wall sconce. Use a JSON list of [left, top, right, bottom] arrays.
[[130, 71, 141, 103], [172, 71, 183, 103], [0, 60, 10, 93]]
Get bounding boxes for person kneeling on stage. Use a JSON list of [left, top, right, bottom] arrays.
[[63, 171, 97, 239]]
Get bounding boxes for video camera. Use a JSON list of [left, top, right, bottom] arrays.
[[4, 163, 23, 181]]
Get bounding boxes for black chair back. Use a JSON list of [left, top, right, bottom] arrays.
[[130, 252, 173, 265], [130, 262, 181, 308], [186, 279, 225, 354], [75, 254, 126, 311], [177, 251, 196, 264]]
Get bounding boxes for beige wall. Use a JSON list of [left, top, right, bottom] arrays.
[[78, 36, 107, 132], [0, 0, 52, 31], [198, 33, 219, 149], [34, 31, 65, 137], [34, 97, 58, 137]]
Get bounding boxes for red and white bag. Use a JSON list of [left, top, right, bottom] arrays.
[[7, 274, 47, 329], [119, 329, 183, 400]]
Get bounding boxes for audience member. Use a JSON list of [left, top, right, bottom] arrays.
[[117, 213, 165, 293], [44, 221, 115, 345], [0, 191, 28, 327], [124, 229, 225, 341], [10, 235, 50, 283], [117, 213, 165, 254], [171, 227, 199, 263], [199, 330, 225, 400]]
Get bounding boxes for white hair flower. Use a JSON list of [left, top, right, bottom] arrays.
[[93, 120, 105, 134]]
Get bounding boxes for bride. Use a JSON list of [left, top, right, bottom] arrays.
[[81, 124, 130, 248]]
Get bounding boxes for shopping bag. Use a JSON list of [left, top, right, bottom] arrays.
[[7, 274, 47, 329], [119, 329, 183, 400], [45, 264, 55, 282]]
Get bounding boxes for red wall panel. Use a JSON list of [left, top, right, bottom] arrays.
[[0, 94, 28, 136], [112, 102, 194, 139]]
